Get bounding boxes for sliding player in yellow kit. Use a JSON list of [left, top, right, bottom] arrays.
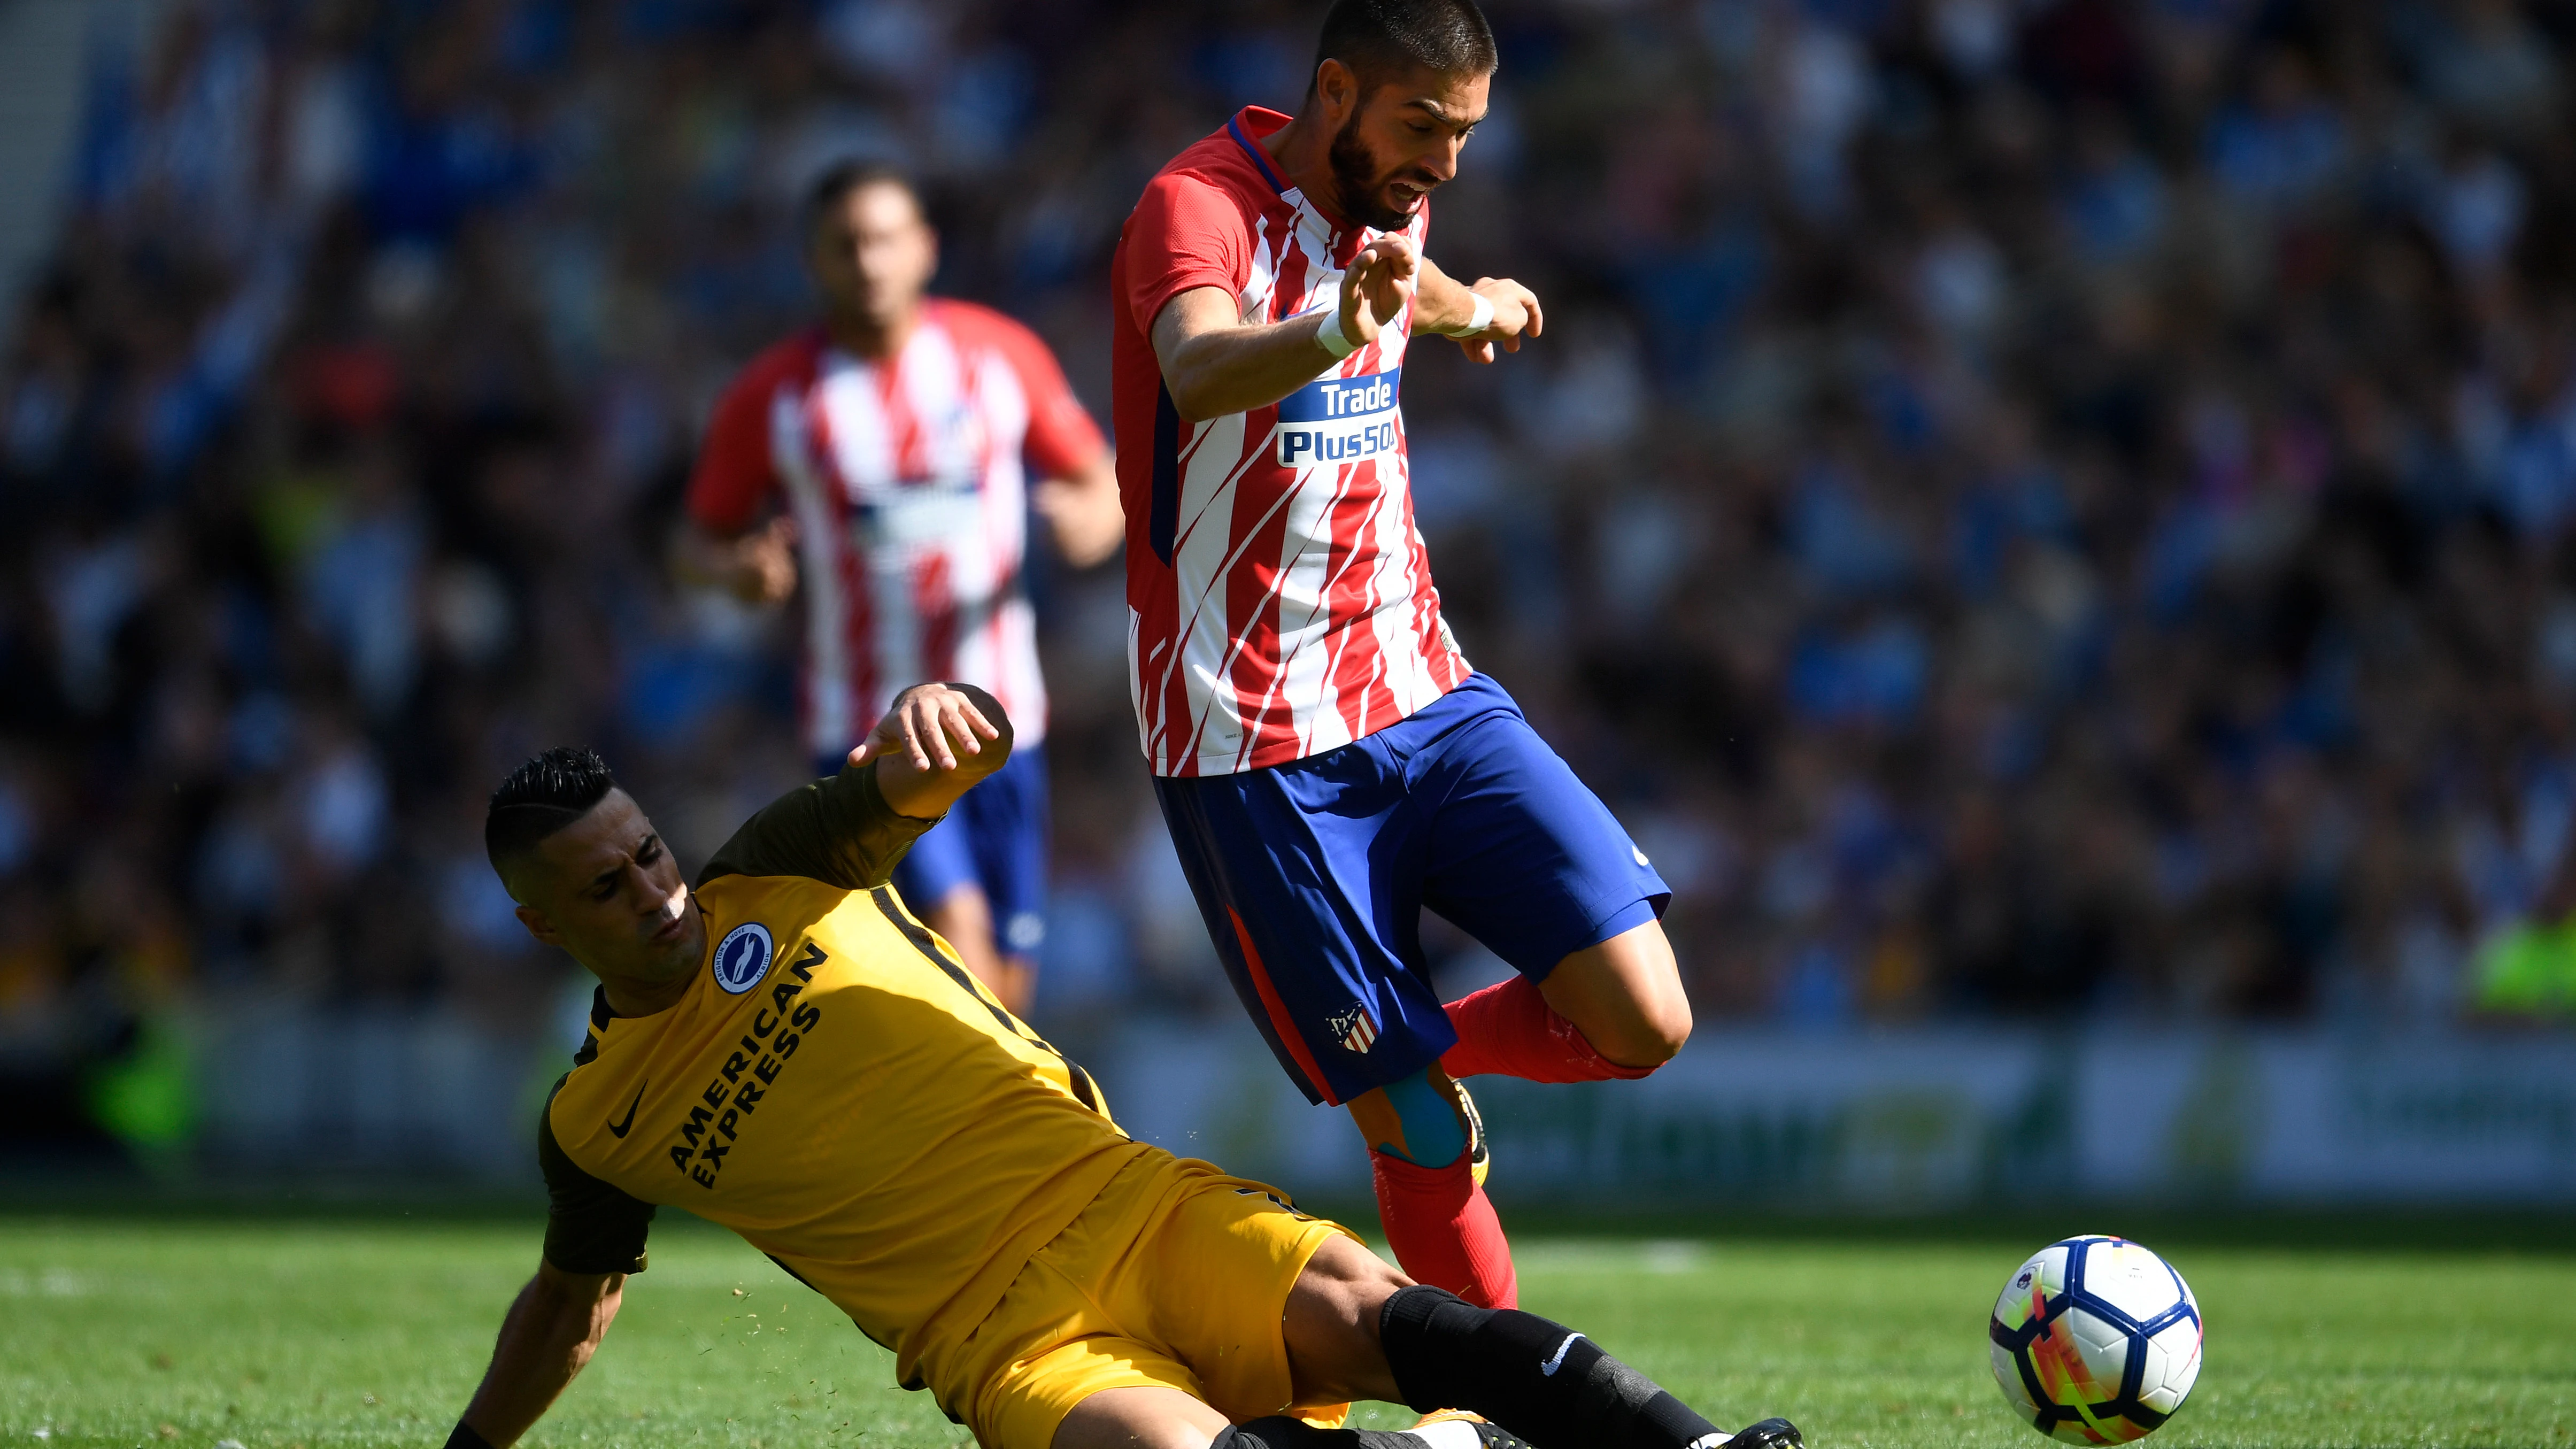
[[442, 682, 1802, 1449]]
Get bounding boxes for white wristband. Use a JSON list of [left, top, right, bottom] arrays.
[[1440, 291, 1495, 337], [1314, 307, 1358, 360]]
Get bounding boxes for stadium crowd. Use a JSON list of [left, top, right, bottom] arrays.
[[5, 0, 2576, 1108]]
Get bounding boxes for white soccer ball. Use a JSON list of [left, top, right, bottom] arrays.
[[1988, 1235, 2203, 1443]]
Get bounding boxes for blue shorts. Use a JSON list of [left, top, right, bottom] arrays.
[[829, 744, 1052, 958], [1152, 674, 1669, 1106]]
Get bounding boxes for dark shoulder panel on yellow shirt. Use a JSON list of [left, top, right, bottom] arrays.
[[537, 1077, 655, 1275], [697, 762, 938, 891]]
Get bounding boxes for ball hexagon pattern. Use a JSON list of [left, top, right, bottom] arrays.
[[1988, 1235, 2203, 1444]]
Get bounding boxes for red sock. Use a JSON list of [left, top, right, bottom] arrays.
[[1369, 1149, 1517, 1309], [1438, 975, 1661, 1083]]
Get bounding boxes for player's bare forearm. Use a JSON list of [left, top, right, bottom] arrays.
[[1152, 288, 1348, 420], [1415, 255, 1542, 365], [1152, 235, 1417, 420], [1413, 257, 1481, 334], [457, 1264, 623, 1448], [857, 682, 1013, 819], [1032, 451, 1123, 568]]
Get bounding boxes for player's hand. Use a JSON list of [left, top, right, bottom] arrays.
[[854, 684, 1012, 820], [1337, 234, 1419, 351], [850, 683, 1004, 775], [727, 517, 798, 605], [1453, 278, 1542, 365]]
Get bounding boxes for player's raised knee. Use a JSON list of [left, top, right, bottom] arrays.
[[1545, 924, 1693, 1068], [1585, 991, 1690, 1068], [1633, 992, 1693, 1064], [1594, 968, 1692, 1068]]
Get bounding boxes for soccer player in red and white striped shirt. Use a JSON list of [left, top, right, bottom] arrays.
[[1110, 0, 1695, 1312], [684, 164, 1120, 1016]]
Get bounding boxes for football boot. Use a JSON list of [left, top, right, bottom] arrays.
[[1455, 1076, 1490, 1188], [1426, 1067, 1490, 1188]]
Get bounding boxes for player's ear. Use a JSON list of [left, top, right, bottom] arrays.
[[516, 902, 565, 949], [1315, 57, 1358, 121]]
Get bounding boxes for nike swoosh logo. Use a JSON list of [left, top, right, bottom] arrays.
[[1540, 1332, 1585, 1376], [606, 1083, 646, 1138]]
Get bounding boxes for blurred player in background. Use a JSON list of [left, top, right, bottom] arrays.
[[1110, 0, 1690, 1311], [683, 163, 1121, 1016]]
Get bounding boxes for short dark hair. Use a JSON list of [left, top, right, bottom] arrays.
[[485, 746, 620, 875], [1312, 0, 1497, 96], [799, 159, 923, 240]]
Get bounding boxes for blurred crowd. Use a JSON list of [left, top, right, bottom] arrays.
[[5, 0, 2576, 1099]]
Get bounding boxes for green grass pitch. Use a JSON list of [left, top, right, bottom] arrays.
[[0, 1214, 2566, 1449]]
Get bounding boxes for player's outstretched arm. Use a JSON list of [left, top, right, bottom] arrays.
[[1413, 256, 1540, 367], [1153, 234, 1418, 421], [449, 1260, 626, 1449], [700, 682, 1012, 891], [851, 682, 1014, 820]]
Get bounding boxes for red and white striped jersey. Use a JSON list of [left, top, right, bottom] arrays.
[[1110, 106, 1470, 778], [688, 300, 1105, 757]]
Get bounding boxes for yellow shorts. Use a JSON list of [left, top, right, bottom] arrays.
[[916, 1150, 1357, 1449]]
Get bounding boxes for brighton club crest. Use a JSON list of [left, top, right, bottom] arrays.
[[1326, 1001, 1379, 1054], [711, 922, 774, 995]]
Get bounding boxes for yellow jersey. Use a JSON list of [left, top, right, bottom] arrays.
[[535, 764, 1150, 1391]]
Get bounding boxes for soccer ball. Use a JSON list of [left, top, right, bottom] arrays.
[[1987, 1235, 2203, 1444]]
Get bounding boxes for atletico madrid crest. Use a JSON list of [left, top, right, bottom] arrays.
[[1326, 1002, 1379, 1053]]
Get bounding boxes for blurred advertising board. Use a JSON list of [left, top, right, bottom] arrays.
[[1101, 1027, 2576, 1207], [177, 1003, 2576, 1204]]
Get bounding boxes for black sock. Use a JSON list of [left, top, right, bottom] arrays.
[[1378, 1285, 1729, 1449], [1214, 1417, 1432, 1449]]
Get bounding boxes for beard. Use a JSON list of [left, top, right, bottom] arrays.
[[1328, 113, 1430, 232]]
